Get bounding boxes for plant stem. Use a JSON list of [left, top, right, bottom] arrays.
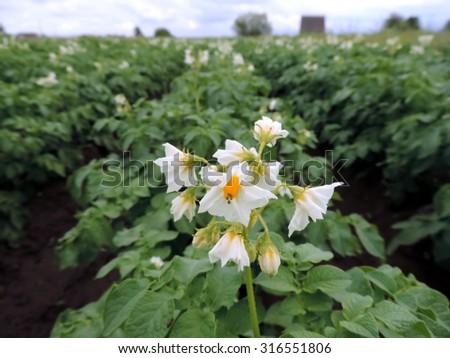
[[257, 213, 270, 235], [257, 141, 266, 158], [244, 266, 261, 338]]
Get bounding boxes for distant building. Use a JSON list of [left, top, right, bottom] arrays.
[[300, 16, 325, 33]]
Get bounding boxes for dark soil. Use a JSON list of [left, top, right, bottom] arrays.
[[333, 165, 450, 298], [0, 179, 117, 338], [0, 158, 448, 338]]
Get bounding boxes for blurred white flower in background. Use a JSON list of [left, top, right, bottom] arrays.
[[114, 94, 127, 105], [36, 72, 58, 86], [233, 53, 244, 66], [198, 50, 209, 65], [418, 35, 434, 45], [184, 48, 195, 65], [410, 45, 424, 55], [303, 61, 318, 72], [118, 61, 130, 69], [150, 256, 164, 269]]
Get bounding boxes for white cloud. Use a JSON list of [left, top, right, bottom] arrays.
[[0, 0, 448, 36]]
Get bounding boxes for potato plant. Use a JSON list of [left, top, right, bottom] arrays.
[[0, 33, 449, 337]]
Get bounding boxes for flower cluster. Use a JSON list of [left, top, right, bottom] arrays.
[[155, 117, 342, 275]]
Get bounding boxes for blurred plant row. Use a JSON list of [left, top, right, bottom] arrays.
[[0, 33, 449, 337]]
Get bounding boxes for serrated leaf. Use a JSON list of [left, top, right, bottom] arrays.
[[204, 266, 242, 311], [340, 313, 379, 337], [124, 291, 174, 337], [371, 301, 419, 333], [172, 256, 213, 285], [282, 324, 325, 338], [367, 270, 397, 295], [349, 214, 385, 260], [342, 293, 373, 320], [103, 279, 149, 336], [294, 243, 333, 270], [254, 266, 300, 294], [170, 309, 215, 338], [303, 265, 351, 294]]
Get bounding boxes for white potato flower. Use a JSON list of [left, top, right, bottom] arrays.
[[233, 53, 244, 66], [268, 99, 277, 111], [114, 94, 127, 105], [253, 161, 282, 192], [253, 116, 289, 147], [208, 230, 250, 271], [418, 34, 433, 45], [288, 182, 343, 236], [118, 61, 130, 69], [410, 45, 424, 55], [36, 72, 58, 86], [213, 139, 258, 166], [150, 256, 164, 269], [199, 50, 209, 65], [154, 143, 197, 192], [170, 191, 196, 222], [184, 48, 195, 65], [199, 165, 276, 226]]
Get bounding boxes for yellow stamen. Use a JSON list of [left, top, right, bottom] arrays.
[[223, 175, 241, 203]]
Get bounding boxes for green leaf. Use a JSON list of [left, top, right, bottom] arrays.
[[172, 256, 213, 285], [103, 279, 149, 336], [342, 293, 373, 320], [218, 297, 265, 337], [170, 309, 216, 338], [340, 313, 379, 337], [204, 266, 243, 311], [326, 217, 360, 256], [282, 324, 325, 338], [254, 266, 300, 294], [294, 243, 333, 270], [124, 291, 174, 337], [370, 301, 419, 333], [303, 265, 351, 295], [96, 251, 140, 279], [349, 214, 385, 260], [300, 291, 333, 312], [434, 184, 450, 217], [367, 270, 397, 295], [264, 296, 305, 328], [346, 267, 374, 297], [388, 216, 445, 254]]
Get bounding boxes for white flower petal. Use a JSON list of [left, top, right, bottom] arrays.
[[208, 231, 249, 271]]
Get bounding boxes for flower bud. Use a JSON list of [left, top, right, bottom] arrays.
[[258, 245, 281, 276]]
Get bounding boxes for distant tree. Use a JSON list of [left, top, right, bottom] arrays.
[[134, 26, 144, 37], [383, 14, 405, 30], [154, 28, 173, 37], [405, 17, 420, 30], [0, 23, 5, 35], [443, 20, 450, 32], [383, 14, 421, 31], [233, 13, 272, 36]]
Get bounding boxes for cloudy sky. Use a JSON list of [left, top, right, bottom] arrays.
[[1, 0, 449, 37]]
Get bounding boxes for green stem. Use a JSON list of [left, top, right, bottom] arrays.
[[192, 69, 201, 114], [257, 213, 270, 235], [244, 266, 261, 338], [257, 141, 266, 158]]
